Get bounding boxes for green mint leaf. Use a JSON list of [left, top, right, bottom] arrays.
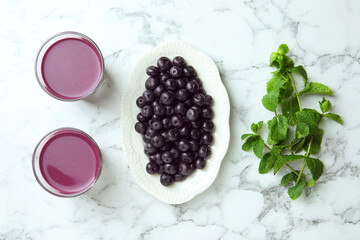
[[271, 145, 285, 156], [281, 172, 296, 186], [252, 139, 265, 159], [307, 179, 315, 187], [267, 115, 288, 144], [241, 133, 254, 141], [291, 137, 305, 153], [259, 153, 276, 174], [299, 82, 333, 96], [251, 121, 264, 134], [274, 155, 304, 174], [319, 97, 332, 113], [282, 80, 294, 99], [288, 180, 305, 200], [242, 135, 259, 151], [296, 122, 310, 139], [262, 89, 280, 112], [270, 52, 279, 68], [324, 113, 343, 125], [305, 157, 324, 181], [277, 44, 289, 55], [267, 76, 286, 93], [296, 109, 321, 133], [288, 65, 308, 86], [283, 55, 294, 68], [282, 96, 300, 125], [277, 55, 284, 68], [304, 128, 324, 154]]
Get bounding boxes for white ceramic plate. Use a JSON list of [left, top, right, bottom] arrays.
[[121, 40, 230, 204]]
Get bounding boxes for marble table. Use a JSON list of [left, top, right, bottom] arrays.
[[1, 0, 359, 239]]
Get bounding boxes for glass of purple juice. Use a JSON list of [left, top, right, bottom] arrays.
[[33, 128, 102, 197], [35, 32, 104, 101]]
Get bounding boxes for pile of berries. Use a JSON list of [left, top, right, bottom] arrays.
[[135, 56, 214, 186]]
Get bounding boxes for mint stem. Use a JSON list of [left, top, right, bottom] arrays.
[[265, 143, 299, 176], [295, 137, 313, 184], [286, 164, 299, 176], [287, 72, 303, 111]]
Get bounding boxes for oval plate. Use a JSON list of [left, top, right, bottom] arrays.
[[121, 40, 230, 204]]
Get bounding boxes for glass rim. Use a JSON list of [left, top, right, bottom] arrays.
[[34, 31, 105, 102], [32, 127, 103, 197]]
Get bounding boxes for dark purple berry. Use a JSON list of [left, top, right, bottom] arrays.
[[165, 106, 174, 116], [189, 140, 199, 152], [186, 107, 201, 121], [162, 117, 171, 129], [169, 66, 182, 78], [158, 165, 165, 174], [175, 89, 190, 102], [202, 107, 213, 119], [151, 100, 160, 108], [175, 103, 187, 115], [171, 115, 183, 128], [161, 144, 171, 151], [154, 153, 163, 165], [164, 164, 176, 175], [190, 129, 200, 140], [162, 151, 173, 163], [151, 120, 163, 131], [193, 93, 206, 106], [160, 92, 175, 105], [145, 77, 160, 90], [179, 125, 191, 136], [186, 80, 199, 93], [146, 66, 160, 77], [202, 121, 214, 132], [165, 78, 179, 91], [191, 119, 203, 129], [153, 104, 166, 116], [174, 173, 186, 181], [143, 90, 155, 102], [170, 148, 180, 159], [195, 158, 206, 169], [178, 162, 191, 175], [180, 152, 193, 163], [178, 139, 190, 152], [176, 78, 187, 89], [205, 95, 213, 105], [157, 57, 172, 72], [160, 73, 171, 84], [137, 113, 147, 122], [173, 56, 186, 67], [189, 163, 196, 175], [154, 85, 166, 97], [136, 96, 146, 108], [183, 66, 196, 77], [145, 143, 157, 155], [198, 145, 211, 158], [201, 134, 213, 144], [167, 128, 179, 142], [192, 77, 202, 87], [135, 122, 147, 134], [143, 134, 151, 143], [141, 105, 153, 118], [160, 174, 173, 186], [146, 127, 156, 137], [146, 162, 160, 174]]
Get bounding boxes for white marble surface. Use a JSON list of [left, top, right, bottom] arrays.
[[0, 0, 359, 239]]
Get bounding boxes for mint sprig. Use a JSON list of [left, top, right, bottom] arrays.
[[241, 44, 343, 200]]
